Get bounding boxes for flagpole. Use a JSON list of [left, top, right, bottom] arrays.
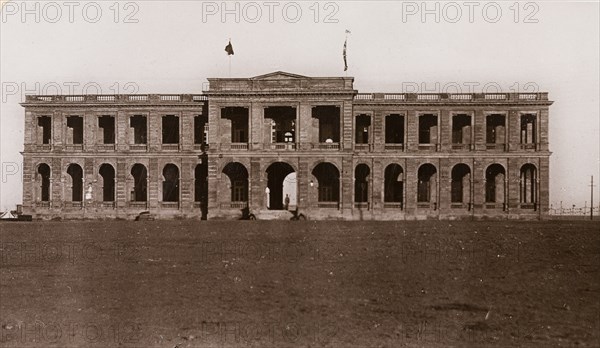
[[345, 31, 348, 77], [228, 37, 232, 77]]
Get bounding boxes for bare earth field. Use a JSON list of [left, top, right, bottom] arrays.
[[0, 220, 598, 348]]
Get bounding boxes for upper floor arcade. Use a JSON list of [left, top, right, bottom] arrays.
[[21, 72, 552, 155]]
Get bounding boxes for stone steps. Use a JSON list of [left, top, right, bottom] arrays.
[[255, 210, 294, 220]]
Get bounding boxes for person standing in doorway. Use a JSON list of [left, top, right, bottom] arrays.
[[284, 194, 290, 210]]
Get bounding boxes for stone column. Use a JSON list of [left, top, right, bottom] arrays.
[[539, 156, 550, 216], [341, 101, 353, 151], [473, 110, 485, 151], [372, 159, 383, 210], [438, 158, 451, 213], [148, 112, 161, 152], [116, 159, 127, 209], [372, 111, 383, 152], [117, 112, 128, 151], [298, 103, 312, 150], [405, 110, 417, 152], [508, 157, 520, 210], [440, 110, 451, 152], [249, 158, 263, 211], [539, 108, 549, 151], [53, 111, 64, 151], [148, 158, 159, 209], [297, 158, 310, 210], [250, 103, 264, 150], [508, 110, 519, 151], [181, 112, 194, 151]]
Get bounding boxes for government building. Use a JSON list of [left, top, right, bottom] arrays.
[[20, 72, 552, 220]]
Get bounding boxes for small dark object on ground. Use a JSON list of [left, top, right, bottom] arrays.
[[135, 211, 155, 221], [239, 207, 256, 220], [290, 209, 306, 221], [17, 215, 32, 221]]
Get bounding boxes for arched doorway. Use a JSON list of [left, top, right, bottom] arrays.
[[451, 164, 471, 204], [66, 163, 83, 202], [131, 164, 147, 202], [485, 164, 505, 204], [99, 164, 115, 202], [417, 164, 437, 204], [37, 163, 51, 202], [354, 164, 370, 203], [384, 164, 403, 206], [520, 164, 537, 204], [162, 164, 180, 202], [266, 162, 295, 210], [195, 162, 208, 217]]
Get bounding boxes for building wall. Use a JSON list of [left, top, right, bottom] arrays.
[[20, 73, 552, 220]]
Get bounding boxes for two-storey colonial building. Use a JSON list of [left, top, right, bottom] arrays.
[[20, 72, 552, 220]]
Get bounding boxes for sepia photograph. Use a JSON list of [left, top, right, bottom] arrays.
[[0, 1, 599, 347]]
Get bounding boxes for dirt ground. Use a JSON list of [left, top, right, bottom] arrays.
[[0, 220, 598, 347]]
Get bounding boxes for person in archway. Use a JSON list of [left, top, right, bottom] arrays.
[[284, 194, 290, 211]]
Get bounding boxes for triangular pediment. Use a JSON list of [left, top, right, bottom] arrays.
[[251, 71, 308, 80]]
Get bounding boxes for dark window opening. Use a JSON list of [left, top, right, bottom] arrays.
[[486, 114, 505, 144], [520, 114, 537, 144], [223, 162, 248, 202], [312, 106, 340, 143], [131, 164, 147, 202], [452, 114, 471, 144], [385, 114, 404, 144], [67, 163, 83, 202], [312, 163, 340, 202], [162, 164, 179, 202], [451, 164, 471, 203], [194, 115, 208, 145], [417, 164, 437, 203], [99, 164, 115, 202], [162, 115, 180, 144], [354, 164, 370, 203], [38, 116, 52, 144], [384, 164, 403, 204], [265, 107, 296, 143], [520, 164, 537, 203], [130, 116, 147, 144], [485, 164, 505, 203], [418, 114, 438, 144], [66, 116, 83, 144], [222, 107, 249, 143], [37, 164, 51, 201], [98, 116, 115, 144], [355, 115, 371, 144]]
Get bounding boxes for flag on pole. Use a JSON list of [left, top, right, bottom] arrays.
[[225, 40, 234, 55], [343, 30, 350, 71]]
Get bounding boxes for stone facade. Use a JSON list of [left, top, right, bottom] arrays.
[[20, 72, 553, 220]]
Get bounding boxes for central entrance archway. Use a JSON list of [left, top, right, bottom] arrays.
[[266, 162, 295, 210]]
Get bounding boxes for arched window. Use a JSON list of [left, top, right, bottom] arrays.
[[485, 164, 505, 203], [222, 162, 248, 202], [417, 164, 437, 203], [99, 164, 115, 202], [66, 164, 83, 202], [312, 163, 340, 203], [451, 164, 471, 204], [384, 164, 403, 206], [131, 164, 147, 202], [520, 164, 537, 204], [37, 164, 51, 201], [162, 164, 180, 202], [354, 164, 370, 203]]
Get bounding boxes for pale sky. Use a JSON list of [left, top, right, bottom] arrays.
[[1, 1, 599, 211]]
